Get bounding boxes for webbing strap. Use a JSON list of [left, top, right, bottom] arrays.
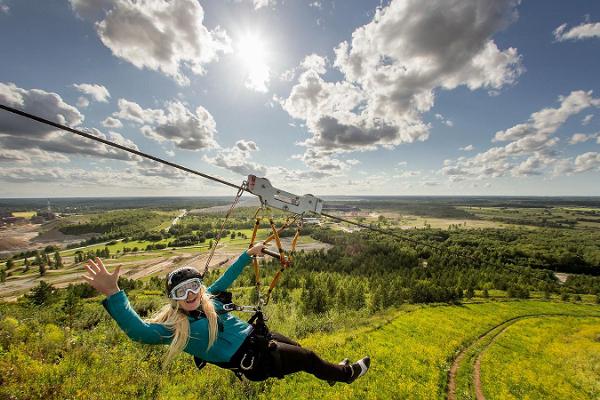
[[247, 208, 301, 306], [202, 183, 246, 278]]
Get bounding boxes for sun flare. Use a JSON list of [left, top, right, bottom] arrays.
[[236, 33, 271, 92]]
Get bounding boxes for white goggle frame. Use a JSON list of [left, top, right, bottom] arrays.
[[169, 278, 203, 300]]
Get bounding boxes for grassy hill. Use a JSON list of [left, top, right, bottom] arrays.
[[1, 298, 598, 399]]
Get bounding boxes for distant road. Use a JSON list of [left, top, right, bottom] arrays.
[[165, 209, 187, 232]]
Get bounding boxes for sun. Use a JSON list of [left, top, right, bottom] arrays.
[[236, 32, 271, 93]]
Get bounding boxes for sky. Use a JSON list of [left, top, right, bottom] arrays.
[[0, 0, 599, 198]]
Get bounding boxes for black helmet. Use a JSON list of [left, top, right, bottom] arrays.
[[166, 266, 202, 297]]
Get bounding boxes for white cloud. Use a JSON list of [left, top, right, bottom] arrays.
[[0, 1, 9, 14], [309, 2, 322, 10], [252, 0, 276, 10], [73, 83, 111, 102], [292, 148, 358, 172], [0, 165, 186, 188], [0, 82, 145, 162], [442, 90, 600, 181], [77, 96, 90, 108], [569, 132, 598, 145], [494, 91, 600, 142], [203, 140, 266, 176], [114, 98, 164, 124], [280, 68, 296, 82], [0, 149, 70, 164], [125, 100, 219, 150], [460, 144, 475, 151], [102, 116, 123, 128], [554, 21, 600, 42], [69, 0, 231, 86], [281, 0, 523, 167], [435, 113, 454, 127], [582, 114, 594, 125], [300, 54, 328, 75]]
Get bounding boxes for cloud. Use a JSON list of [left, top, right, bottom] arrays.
[[280, 68, 296, 82], [0, 149, 70, 164], [460, 144, 475, 151], [569, 132, 598, 144], [145, 103, 218, 150], [0, 165, 186, 188], [0, 82, 142, 162], [77, 96, 90, 108], [202, 140, 266, 176], [493, 91, 600, 142], [292, 148, 358, 171], [309, 1, 322, 10], [554, 21, 600, 42], [102, 116, 123, 128], [300, 54, 328, 75], [252, 0, 276, 10], [582, 114, 594, 126], [435, 113, 454, 127], [281, 0, 523, 166], [73, 83, 111, 102], [555, 152, 600, 175], [442, 90, 600, 181], [114, 98, 219, 150], [0, 1, 9, 14], [114, 98, 164, 124], [69, 0, 231, 86]]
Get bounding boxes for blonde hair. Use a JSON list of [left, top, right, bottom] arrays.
[[147, 286, 219, 364]]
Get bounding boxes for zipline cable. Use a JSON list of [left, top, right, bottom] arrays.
[[0, 104, 244, 191], [1, 104, 557, 284]]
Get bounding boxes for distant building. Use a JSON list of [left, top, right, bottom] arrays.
[[37, 211, 57, 220], [1, 216, 24, 225], [31, 216, 45, 224]]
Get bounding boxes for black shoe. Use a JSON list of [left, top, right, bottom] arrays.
[[347, 356, 370, 383], [328, 358, 350, 387]]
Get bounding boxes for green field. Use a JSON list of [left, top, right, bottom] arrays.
[[11, 211, 36, 218], [1, 299, 598, 400], [479, 316, 600, 400]]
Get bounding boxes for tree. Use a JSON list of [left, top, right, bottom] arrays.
[[62, 286, 81, 329], [39, 263, 46, 276], [466, 287, 475, 299], [53, 251, 63, 269], [0, 268, 6, 283], [5, 259, 14, 269], [27, 281, 56, 305]]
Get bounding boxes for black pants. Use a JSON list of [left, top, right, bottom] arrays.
[[235, 331, 351, 382]]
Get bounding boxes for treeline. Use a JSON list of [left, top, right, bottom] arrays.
[[59, 210, 168, 238], [215, 228, 600, 317]]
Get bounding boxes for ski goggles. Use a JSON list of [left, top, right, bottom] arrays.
[[168, 278, 203, 300]]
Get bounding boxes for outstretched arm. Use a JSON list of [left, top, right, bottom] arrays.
[[83, 258, 172, 345], [207, 243, 266, 294]]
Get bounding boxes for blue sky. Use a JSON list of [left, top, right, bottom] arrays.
[[0, 0, 599, 197]]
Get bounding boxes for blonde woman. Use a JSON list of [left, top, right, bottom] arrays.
[[83, 243, 370, 384]]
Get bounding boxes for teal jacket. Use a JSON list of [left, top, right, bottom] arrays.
[[102, 251, 253, 363]]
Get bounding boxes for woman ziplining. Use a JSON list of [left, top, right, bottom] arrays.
[[81, 243, 370, 384]]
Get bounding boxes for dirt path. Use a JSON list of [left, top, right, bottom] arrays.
[[447, 313, 600, 400]]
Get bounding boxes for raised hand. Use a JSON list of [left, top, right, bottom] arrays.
[[82, 257, 121, 297], [246, 242, 267, 257]]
